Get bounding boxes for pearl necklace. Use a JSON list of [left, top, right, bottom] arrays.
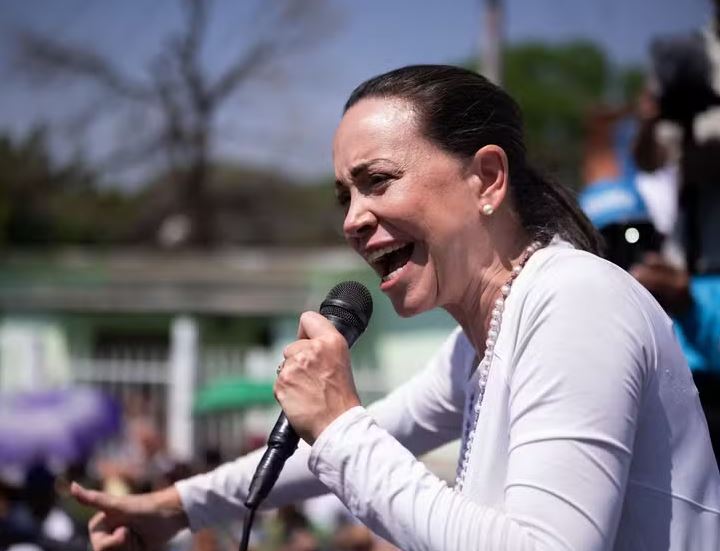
[[454, 240, 543, 493]]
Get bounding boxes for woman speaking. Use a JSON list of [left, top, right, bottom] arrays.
[[73, 65, 720, 550]]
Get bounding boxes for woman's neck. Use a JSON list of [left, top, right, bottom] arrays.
[[445, 233, 531, 357]]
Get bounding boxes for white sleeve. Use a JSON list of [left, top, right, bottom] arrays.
[[175, 328, 471, 531], [308, 263, 648, 551]]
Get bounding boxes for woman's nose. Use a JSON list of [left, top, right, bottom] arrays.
[[343, 197, 377, 240]]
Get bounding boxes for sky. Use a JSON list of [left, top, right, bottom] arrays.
[[0, 0, 712, 186]]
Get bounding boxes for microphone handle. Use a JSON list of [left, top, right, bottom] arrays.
[[244, 315, 361, 510], [244, 414, 297, 509]]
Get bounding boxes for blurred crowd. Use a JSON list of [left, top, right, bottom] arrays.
[[0, 393, 398, 551], [579, 2, 720, 458]]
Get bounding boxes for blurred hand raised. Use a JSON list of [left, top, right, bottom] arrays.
[[71, 482, 188, 551], [630, 252, 692, 317]]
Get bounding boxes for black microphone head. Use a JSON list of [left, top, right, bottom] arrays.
[[319, 281, 373, 335]]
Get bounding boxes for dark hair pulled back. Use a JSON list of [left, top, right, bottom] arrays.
[[344, 65, 602, 254]]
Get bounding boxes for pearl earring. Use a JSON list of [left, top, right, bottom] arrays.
[[482, 204, 494, 216]]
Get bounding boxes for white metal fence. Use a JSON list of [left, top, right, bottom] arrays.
[[70, 338, 388, 463], [71, 343, 278, 461]]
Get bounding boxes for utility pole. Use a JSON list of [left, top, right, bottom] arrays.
[[481, 0, 504, 85]]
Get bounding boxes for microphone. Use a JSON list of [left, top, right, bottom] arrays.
[[244, 281, 373, 510]]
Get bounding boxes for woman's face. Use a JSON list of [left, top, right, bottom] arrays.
[[333, 97, 489, 317]]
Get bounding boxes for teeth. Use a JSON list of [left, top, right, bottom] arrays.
[[366, 243, 408, 264], [381, 265, 406, 282]]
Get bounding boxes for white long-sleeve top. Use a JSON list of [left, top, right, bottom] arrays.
[[176, 242, 720, 550]]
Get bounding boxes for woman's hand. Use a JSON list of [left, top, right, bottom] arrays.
[[275, 311, 361, 444], [71, 483, 188, 551]]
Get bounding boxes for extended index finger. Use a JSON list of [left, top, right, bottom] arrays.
[[72, 482, 119, 513]]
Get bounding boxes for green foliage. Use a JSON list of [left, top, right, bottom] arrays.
[[617, 66, 645, 104], [109, 161, 343, 247], [499, 40, 643, 189], [159, 163, 343, 246], [0, 128, 138, 246], [0, 129, 341, 248]]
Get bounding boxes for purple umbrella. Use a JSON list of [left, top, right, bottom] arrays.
[[0, 387, 121, 466]]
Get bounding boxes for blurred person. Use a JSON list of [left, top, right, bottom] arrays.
[[643, 0, 720, 273], [201, 448, 223, 473], [72, 65, 720, 550], [581, 176, 720, 458], [276, 505, 311, 538], [0, 475, 29, 549], [579, 92, 720, 460], [580, 105, 664, 270], [580, 89, 720, 372], [370, 539, 401, 551], [628, 39, 720, 366], [628, 31, 720, 457], [242, 503, 318, 551], [631, 87, 681, 240], [18, 464, 74, 543], [278, 528, 318, 551], [625, 67, 720, 372], [331, 523, 374, 551], [278, 531, 317, 551], [0, 463, 87, 551], [630, 253, 720, 372], [302, 493, 353, 538], [55, 460, 100, 537], [331, 522, 401, 551], [97, 395, 173, 495]]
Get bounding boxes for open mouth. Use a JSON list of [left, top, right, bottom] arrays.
[[367, 243, 415, 282]]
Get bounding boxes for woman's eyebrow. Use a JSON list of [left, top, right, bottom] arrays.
[[349, 158, 398, 178], [333, 162, 369, 189], [336, 159, 401, 188], [349, 161, 372, 178]]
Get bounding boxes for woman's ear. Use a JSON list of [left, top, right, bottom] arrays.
[[469, 145, 509, 216]]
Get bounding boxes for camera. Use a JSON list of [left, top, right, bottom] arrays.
[[598, 221, 663, 270], [579, 180, 663, 270]]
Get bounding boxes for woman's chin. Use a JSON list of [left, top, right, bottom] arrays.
[[388, 289, 433, 318], [381, 263, 436, 317]]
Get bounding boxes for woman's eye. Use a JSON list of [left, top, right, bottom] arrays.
[[368, 173, 391, 186]]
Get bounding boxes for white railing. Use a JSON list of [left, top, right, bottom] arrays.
[[71, 344, 389, 462], [70, 344, 276, 460]]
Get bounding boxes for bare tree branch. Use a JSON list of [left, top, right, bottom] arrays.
[[209, 41, 276, 104], [174, 0, 210, 116], [95, 134, 167, 173], [58, 93, 123, 140], [151, 54, 191, 149], [15, 30, 152, 101], [207, 0, 335, 104], [12, 0, 335, 246]]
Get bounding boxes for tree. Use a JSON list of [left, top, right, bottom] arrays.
[[500, 41, 644, 189], [0, 128, 138, 246], [0, 127, 342, 247], [14, 0, 333, 247]]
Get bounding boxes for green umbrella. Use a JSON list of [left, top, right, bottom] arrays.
[[193, 377, 277, 414]]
